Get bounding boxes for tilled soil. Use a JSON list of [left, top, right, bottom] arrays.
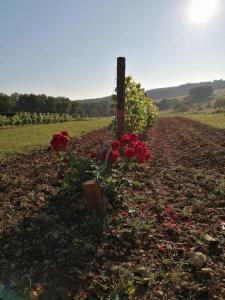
[[0, 117, 224, 300]]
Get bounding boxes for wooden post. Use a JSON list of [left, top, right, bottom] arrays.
[[116, 57, 126, 139], [83, 179, 103, 210]]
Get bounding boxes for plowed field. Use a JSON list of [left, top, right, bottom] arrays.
[[0, 117, 224, 299]]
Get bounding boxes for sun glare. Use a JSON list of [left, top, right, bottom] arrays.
[[189, 0, 219, 24]]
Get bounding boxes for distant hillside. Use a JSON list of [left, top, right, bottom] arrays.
[[76, 80, 225, 105], [146, 79, 225, 101]]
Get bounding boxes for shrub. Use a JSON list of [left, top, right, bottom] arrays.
[[112, 76, 158, 134]]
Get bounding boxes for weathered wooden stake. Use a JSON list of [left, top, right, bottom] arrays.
[[82, 179, 103, 210], [116, 57, 126, 139]]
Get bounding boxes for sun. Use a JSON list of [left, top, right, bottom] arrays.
[[189, 0, 219, 24]]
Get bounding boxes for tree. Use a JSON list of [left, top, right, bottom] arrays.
[[190, 86, 213, 102], [70, 101, 79, 115], [0, 93, 16, 112], [55, 97, 72, 113]]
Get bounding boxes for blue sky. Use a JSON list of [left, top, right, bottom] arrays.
[[0, 0, 224, 99]]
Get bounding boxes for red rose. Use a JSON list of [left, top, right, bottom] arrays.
[[138, 155, 145, 164], [120, 133, 130, 144], [61, 130, 70, 137], [90, 152, 97, 159], [144, 151, 152, 161], [129, 141, 137, 149], [159, 245, 165, 251], [111, 140, 121, 150], [136, 144, 145, 156], [129, 133, 139, 142], [124, 147, 135, 159], [109, 150, 120, 163], [51, 133, 69, 152]]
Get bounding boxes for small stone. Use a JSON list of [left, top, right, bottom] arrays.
[[204, 234, 217, 243], [201, 267, 214, 275], [135, 266, 148, 276], [155, 290, 164, 298], [190, 252, 207, 268], [142, 277, 151, 284]]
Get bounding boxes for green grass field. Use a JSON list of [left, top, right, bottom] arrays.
[[187, 113, 225, 129], [0, 118, 112, 160]]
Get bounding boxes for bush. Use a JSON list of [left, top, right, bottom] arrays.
[[113, 76, 158, 134]]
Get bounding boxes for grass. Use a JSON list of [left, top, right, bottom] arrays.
[[186, 113, 225, 129], [0, 118, 112, 160]]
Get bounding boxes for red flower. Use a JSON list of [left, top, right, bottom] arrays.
[[145, 151, 152, 161], [60, 130, 70, 137], [124, 147, 136, 159], [129, 133, 139, 142], [159, 245, 165, 251], [129, 141, 138, 149], [134, 142, 146, 156], [111, 140, 121, 150], [120, 211, 129, 217], [51, 133, 69, 152], [109, 150, 120, 163], [90, 152, 97, 159], [138, 156, 145, 164], [164, 207, 173, 214], [120, 133, 131, 144]]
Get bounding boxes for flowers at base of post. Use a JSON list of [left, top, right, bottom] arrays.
[[109, 150, 120, 162], [124, 147, 136, 159], [111, 140, 121, 150], [50, 131, 70, 152], [97, 133, 152, 164]]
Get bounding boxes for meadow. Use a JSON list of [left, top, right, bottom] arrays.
[[0, 118, 111, 160], [186, 112, 225, 129]]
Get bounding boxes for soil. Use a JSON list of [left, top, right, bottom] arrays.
[[0, 117, 224, 300]]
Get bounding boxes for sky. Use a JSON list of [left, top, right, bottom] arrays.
[[0, 0, 224, 99]]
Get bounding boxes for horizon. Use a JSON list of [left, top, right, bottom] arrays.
[[1, 78, 224, 101], [0, 0, 225, 99]]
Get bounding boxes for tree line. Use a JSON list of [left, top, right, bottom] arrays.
[[0, 93, 113, 117]]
